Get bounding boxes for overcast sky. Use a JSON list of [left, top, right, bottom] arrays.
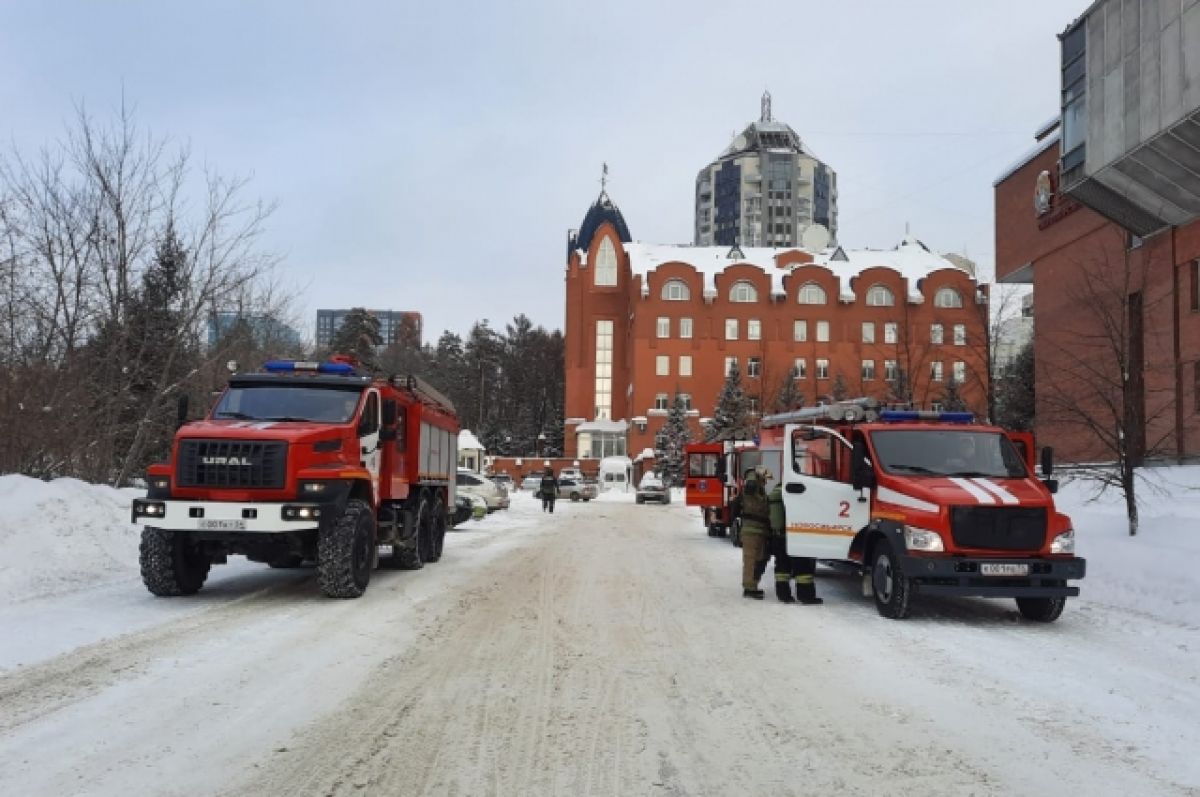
[[1, 0, 1084, 342]]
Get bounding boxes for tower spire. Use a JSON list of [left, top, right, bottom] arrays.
[[761, 90, 772, 123], [600, 162, 609, 195]]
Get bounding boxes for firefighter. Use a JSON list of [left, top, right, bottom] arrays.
[[539, 466, 559, 513], [733, 469, 770, 599], [766, 474, 823, 605]]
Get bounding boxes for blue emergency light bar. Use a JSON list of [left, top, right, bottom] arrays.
[[879, 410, 974, 424], [263, 360, 357, 375]]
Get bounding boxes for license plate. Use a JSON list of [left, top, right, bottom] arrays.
[[198, 519, 246, 531], [980, 563, 1029, 576]]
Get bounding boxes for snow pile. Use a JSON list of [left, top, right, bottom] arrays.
[[1057, 465, 1200, 627], [0, 475, 141, 604]]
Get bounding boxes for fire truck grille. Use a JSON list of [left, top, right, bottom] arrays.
[[177, 440, 288, 489], [949, 506, 1047, 551]]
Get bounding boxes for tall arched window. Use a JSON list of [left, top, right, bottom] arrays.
[[798, 282, 827, 305], [934, 287, 963, 308], [729, 280, 758, 303], [595, 238, 618, 287], [866, 284, 895, 306], [661, 279, 690, 301]]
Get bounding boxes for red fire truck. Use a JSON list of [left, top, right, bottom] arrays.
[[687, 400, 1086, 621], [684, 439, 760, 547], [131, 357, 460, 599]]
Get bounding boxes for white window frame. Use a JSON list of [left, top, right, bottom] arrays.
[[679, 355, 692, 377], [748, 319, 762, 341], [816, 358, 830, 379], [935, 287, 963, 308], [953, 360, 966, 383], [931, 323, 944, 345], [798, 282, 827, 305], [730, 280, 758, 303], [793, 319, 808, 342], [862, 359, 876, 381], [656, 317, 670, 339], [931, 360, 944, 382], [866, 284, 895, 306], [794, 358, 807, 379], [656, 355, 670, 376], [816, 320, 830, 342], [862, 322, 875, 344], [595, 237, 618, 287], [748, 357, 762, 378], [725, 356, 738, 376], [662, 279, 690, 301], [954, 324, 966, 346], [884, 322, 898, 344], [680, 317, 693, 339], [884, 359, 897, 381], [654, 393, 669, 411], [725, 318, 738, 340]]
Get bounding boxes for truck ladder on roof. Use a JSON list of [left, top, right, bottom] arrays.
[[760, 397, 880, 428], [397, 374, 457, 415]]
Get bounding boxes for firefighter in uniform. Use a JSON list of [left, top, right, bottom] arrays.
[[734, 469, 770, 599], [766, 476, 823, 604], [539, 466, 559, 513]]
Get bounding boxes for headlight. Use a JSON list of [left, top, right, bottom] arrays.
[[904, 525, 944, 552], [282, 505, 322, 520], [146, 476, 171, 498], [1050, 529, 1075, 554], [132, 499, 166, 519], [298, 481, 330, 496]]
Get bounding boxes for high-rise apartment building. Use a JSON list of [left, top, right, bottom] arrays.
[[695, 92, 838, 249], [315, 309, 423, 348]]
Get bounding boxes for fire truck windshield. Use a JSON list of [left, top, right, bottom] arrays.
[[213, 385, 364, 423], [869, 430, 1028, 479]]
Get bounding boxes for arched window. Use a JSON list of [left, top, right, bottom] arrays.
[[729, 280, 758, 303], [661, 279, 690, 301], [934, 287, 963, 308], [595, 238, 618, 287], [865, 284, 895, 306], [798, 282, 827, 305]]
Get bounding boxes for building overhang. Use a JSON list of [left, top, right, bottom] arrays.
[[999, 262, 1034, 284], [1061, 110, 1200, 237]]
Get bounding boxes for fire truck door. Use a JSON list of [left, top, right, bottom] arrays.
[[783, 425, 869, 561], [357, 389, 381, 499]]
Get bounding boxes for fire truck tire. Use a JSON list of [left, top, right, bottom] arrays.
[[1015, 596, 1066, 622], [427, 497, 446, 563], [392, 498, 427, 570], [140, 528, 210, 596], [870, 538, 912, 619], [318, 498, 375, 598]]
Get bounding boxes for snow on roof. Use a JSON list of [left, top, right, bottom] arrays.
[[634, 447, 656, 461], [623, 236, 971, 304], [993, 130, 1060, 187], [575, 419, 629, 434], [458, 429, 485, 451]]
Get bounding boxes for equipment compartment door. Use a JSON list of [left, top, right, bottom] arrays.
[[783, 425, 868, 560], [358, 389, 382, 500]]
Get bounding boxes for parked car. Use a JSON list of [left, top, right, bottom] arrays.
[[559, 467, 584, 481], [557, 477, 597, 502], [521, 475, 542, 491], [636, 472, 671, 504], [456, 469, 510, 511], [451, 494, 475, 527], [490, 474, 514, 492]]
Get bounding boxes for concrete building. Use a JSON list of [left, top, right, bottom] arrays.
[[993, 0, 1200, 464], [564, 190, 987, 460], [694, 92, 838, 249], [315, 309, 423, 348], [206, 311, 301, 350]]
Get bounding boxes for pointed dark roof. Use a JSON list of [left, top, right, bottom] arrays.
[[574, 191, 632, 254]]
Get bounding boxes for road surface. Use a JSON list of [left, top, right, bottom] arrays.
[[1, 492, 1196, 796]]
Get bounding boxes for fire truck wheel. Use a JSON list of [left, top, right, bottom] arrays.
[[1015, 596, 1066, 622], [317, 498, 375, 598], [427, 497, 446, 563], [870, 537, 912, 619], [392, 498, 427, 570], [140, 528, 210, 597]]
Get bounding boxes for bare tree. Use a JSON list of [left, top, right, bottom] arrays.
[[1039, 229, 1176, 536]]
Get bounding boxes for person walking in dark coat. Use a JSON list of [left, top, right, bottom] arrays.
[[539, 467, 559, 513]]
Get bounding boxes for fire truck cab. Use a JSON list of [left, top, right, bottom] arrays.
[[684, 440, 762, 546], [756, 401, 1086, 622]]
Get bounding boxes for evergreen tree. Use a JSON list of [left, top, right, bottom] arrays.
[[831, 373, 849, 401], [886, 367, 913, 406], [773, 366, 805, 412], [656, 391, 693, 486], [994, 342, 1034, 430], [328, 307, 382, 371], [706, 362, 755, 441], [940, 378, 968, 411]]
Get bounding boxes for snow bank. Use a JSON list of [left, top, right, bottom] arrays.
[[1057, 464, 1200, 627], [0, 475, 141, 604]]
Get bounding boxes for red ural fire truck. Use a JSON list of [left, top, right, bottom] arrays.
[[131, 357, 460, 599], [689, 400, 1087, 622]]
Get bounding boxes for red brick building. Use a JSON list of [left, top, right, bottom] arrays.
[[562, 191, 989, 459]]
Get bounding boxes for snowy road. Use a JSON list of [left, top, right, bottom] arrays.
[[1, 491, 1198, 796]]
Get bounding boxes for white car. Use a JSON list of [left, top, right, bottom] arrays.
[[636, 472, 671, 504], [456, 470, 510, 511]]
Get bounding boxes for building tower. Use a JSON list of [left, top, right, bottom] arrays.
[[694, 91, 838, 248]]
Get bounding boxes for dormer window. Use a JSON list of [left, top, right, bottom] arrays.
[[730, 280, 758, 303], [662, 279, 690, 301], [798, 282, 827, 305], [934, 288, 963, 308], [866, 284, 895, 306]]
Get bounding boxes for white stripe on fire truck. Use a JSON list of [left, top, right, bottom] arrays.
[[972, 478, 1019, 505], [948, 477, 996, 504], [876, 486, 939, 513]]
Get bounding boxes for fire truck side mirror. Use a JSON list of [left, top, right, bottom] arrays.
[[175, 394, 189, 430], [851, 439, 875, 491], [1040, 446, 1054, 478]]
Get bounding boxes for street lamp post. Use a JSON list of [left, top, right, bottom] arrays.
[[537, 432, 547, 461]]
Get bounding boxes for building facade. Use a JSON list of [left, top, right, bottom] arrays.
[[206, 311, 301, 350], [315, 309, 423, 348], [993, 0, 1200, 464], [694, 92, 838, 249], [565, 191, 988, 459]]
